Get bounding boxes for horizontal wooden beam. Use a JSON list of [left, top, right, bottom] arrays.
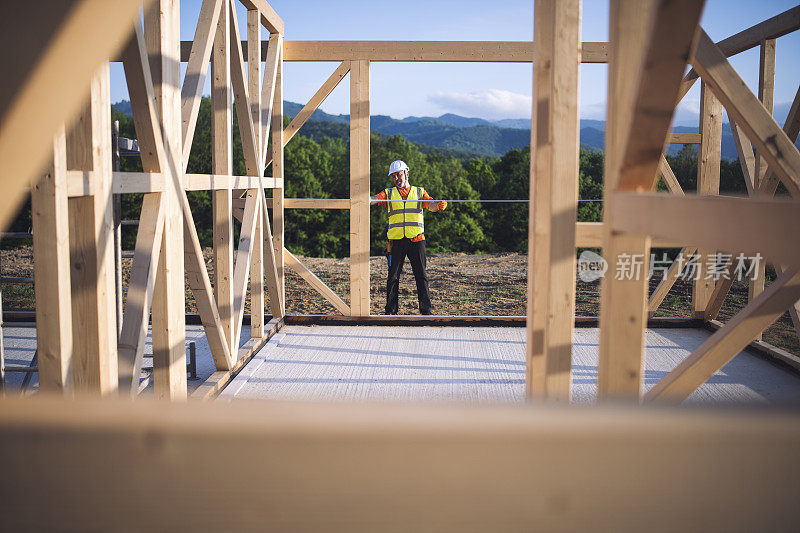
[[2, 395, 800, 530], [611, 192, 800, 266], [264, 198, 350, 209], [666, 133, 701, 144], [66, 171, 281, 196], [575, 221, 681, 248], [180, 40, 609, 63], [237, 0, 284, 35]]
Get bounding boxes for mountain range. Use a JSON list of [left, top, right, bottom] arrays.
[[281, 101, 759, 161], [113, 99, 796, 161]]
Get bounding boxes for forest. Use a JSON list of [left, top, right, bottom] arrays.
[[6, 96, 754, 258]]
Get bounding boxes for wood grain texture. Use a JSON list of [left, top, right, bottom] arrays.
[[0, 0, 150, 232], [349, 60, 370, 317], [527, 0, 581, 401], [146, 0, 187, 401], [693, 83, 722, 319], [31, 126, 73, 392], [66, 65, 118, 395], [597, 0, 655, 401]]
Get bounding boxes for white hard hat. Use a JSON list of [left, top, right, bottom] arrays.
[[388, 160, 409, 176]]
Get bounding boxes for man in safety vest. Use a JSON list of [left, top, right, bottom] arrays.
[[370, 160, 447, 315]]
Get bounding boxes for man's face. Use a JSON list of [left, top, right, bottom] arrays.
[[391, 170, 408, 188]]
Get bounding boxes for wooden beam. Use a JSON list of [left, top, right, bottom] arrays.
[[182, 40, 612, 63], [349, 59, 370, 317], [665, 133, 701, 144], [146, 0, 187, 401], [212, 2, 235, 356], [691, 28, 800, 197], [247, 8, 262, 164], [121, 22, 163, 173], [648, 247, 698, 316], [284, 248, 351, 316], [228, 0, 260, 177], [281, 198, 350, 209], [526, 0, 581, 401], [261, 198, 284, 318], [231, 190, 260, 347], [748, 38, 776, 325], [238, 0, 284, 34], [66, 172, 279, 196], [66, 65, 118, 395], [729, 120, 756, 195], [250, 198, 265, 338], [704, 255, 735, 321], [181, 0, 223, 167], [678, 6, 800, 101], [283, 62, 350, 147], [611, 192, 800, 267], [119, 0, 234, 374], [264, 60, 350, 168], [0, 0, 151, 232], [657, 156, 684, 196], [756, 83, 800, 197], [116, 193, 165, 396], [3, 395, 800, 530], [259, 33, 281, 172], [278, 40, 609, 63], [191, 317, 283, 399], [272, 56, 286, 312], [597, 0, 655, 401], [31, 126, 73, 392], [616, 0, 705, 192], [645, 266, 800, 403], [693, 83, 722, 319], [185, 173, 280, 190]]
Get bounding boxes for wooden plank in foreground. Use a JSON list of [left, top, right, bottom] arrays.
[[1, 396, 799, 530]]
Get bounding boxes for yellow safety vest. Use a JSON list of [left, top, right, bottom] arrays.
[[386, 186, 424, 239]]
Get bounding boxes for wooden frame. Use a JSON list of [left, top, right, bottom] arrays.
[[1, 0, 798, 408], [3, 4, 800, 527]]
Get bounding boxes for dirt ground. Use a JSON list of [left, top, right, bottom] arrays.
[[2, 246, 798, 355]]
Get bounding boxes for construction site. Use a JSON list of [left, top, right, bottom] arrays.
[[1, 0, 800, 530]]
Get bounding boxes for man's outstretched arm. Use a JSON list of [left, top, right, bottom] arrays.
[[422, 190, 446, 212], [370, 189, 388, 206]]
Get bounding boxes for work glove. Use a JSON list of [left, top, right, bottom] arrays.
[[437, 200, 447, 211]]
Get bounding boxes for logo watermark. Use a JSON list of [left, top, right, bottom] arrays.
[[577, 250, 608, 282], [577, 252, 764, 282]]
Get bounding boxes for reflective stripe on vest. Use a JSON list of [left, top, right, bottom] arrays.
[[386, 186, 424, 239]]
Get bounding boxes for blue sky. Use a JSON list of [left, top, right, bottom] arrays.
[[111, 0, 800, 126]]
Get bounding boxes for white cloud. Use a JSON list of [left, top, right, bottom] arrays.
[[428, 89, 531, 119]]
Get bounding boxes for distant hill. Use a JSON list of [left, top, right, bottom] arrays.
[[114, 99, 798, 160]]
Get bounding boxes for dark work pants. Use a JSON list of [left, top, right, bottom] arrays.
[[385, 238, 431, 315]]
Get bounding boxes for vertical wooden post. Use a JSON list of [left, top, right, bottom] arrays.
[[248, 9, 265, 338], [146, 0, 187, 400], [350, 59, 370, 317], [749, 38, 775, 329], [32, 125, 73, 393], [526, 0, 581, 401], [111, 120, 123, 336], [211, 1, 235, 354], [271, 49, 285, 310], [693, 82, 722, 319], [66, 65, 118, 395], [247, 9, 262, 160], [596, 0, 653, 400]]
